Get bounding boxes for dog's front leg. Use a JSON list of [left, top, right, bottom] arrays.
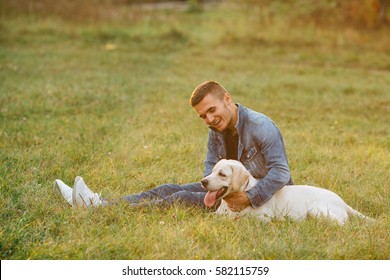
[[215, 201, 229, 215], [216, 201, 241, 218]]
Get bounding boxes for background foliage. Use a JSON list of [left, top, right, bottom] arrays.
[[0, 0, 389, 259]]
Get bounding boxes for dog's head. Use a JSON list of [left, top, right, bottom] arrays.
[[201, 159, 250, 208]]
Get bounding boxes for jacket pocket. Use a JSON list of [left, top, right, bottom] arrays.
[[242, 145, 267, 178]]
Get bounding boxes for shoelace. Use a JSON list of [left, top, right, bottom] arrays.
[[79, 192, 102, 206], [90, 192, 102, 206]]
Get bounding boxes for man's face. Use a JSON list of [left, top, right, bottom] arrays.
[[193, 93, 234, 132]]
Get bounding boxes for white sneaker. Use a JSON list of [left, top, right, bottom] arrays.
[[53, 179, 73, 206], [72, 176, 103, 207]]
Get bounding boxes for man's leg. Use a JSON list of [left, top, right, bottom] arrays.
[[123, 182, 205, 204], [73, 179, 216, 209], [122, 182, 215, 209]]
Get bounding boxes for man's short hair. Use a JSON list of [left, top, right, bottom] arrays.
[[190, 81, 228, 107]]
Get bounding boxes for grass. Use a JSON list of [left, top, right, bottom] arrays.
[[0, 1, 389, 259]]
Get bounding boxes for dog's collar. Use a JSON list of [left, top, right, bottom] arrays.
[[242, 178, 250, 191]]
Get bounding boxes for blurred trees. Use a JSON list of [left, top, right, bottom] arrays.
[[0, 0, 388, 28], [238, 0, 389, 29], [340, 0, 389, 27], [377, 0, 388, 24]]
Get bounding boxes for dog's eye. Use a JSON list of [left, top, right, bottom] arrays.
[[219, 171, 226, 177]]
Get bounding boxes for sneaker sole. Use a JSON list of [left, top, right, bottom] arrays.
[[53, 179, 73, 206]]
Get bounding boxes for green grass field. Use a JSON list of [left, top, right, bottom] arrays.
[[1, 1, 389, 259]]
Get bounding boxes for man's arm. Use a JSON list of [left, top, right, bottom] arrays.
[[225, 119, 291, 211], [245, 119, 291, 208], [224, 192, 251, 211]]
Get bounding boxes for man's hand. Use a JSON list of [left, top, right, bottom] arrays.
[[224, 192, 251, 212]]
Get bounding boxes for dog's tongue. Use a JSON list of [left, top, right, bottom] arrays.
[[204, 190, 218, 208]]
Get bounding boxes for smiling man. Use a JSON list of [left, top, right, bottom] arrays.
[[55, 81, 293, 212]]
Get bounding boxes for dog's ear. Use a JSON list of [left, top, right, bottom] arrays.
[[231, 164, 250, 192]]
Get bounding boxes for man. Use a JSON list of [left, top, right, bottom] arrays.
[[55, 81, 293, 211]]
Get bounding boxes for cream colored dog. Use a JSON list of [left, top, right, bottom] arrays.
[[201, 159, 373, 225]]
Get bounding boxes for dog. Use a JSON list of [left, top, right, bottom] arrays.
[[201, 159, 373, 225]]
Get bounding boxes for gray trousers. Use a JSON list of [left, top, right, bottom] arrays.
[[119, 182, 217, 209]]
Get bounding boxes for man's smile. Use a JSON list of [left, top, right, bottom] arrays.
[[212, 119, 223, 130], [212, 119, 221, 126]]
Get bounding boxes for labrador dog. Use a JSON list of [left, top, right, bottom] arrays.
[[201, 159, 373, 225]]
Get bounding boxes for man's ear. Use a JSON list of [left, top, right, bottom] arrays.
[[223, 92, 232, 104], [231, 165, 250, 192]]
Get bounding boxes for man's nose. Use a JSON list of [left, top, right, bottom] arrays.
[[205, 114, 213, 125], [201, 179, 208, 188]]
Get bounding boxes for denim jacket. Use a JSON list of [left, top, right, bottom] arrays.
[[203, 104, 293, 208]]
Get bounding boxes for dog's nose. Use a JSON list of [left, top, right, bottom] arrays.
[[201, 179, 208, 188]]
